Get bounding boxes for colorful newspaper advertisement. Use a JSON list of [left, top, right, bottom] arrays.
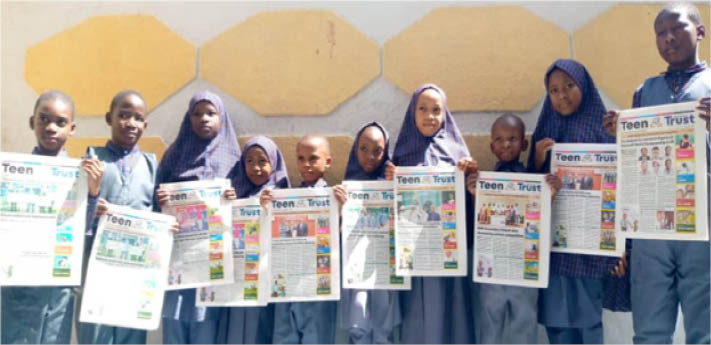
[[80, 205, 174, 330], [473, 172, 551, 288], [550, 144, 624, 257], [341, 181, 411, 290], [197, 198, 268, 307], [267, 188, 340, 302], [160, 179, 234, 290], [0, 152, 87, 286], [394, 166, 467, 277], [616, 101, 709, 241]]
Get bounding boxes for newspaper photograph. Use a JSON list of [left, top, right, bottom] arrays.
[[341, 181, 410, 290], [616, 101, 709, 241], [267, 188, 340, 303], [0, 152, 87, 286], [473, 172, 551, 288], [394, 166, 467, 277], [550, 144, 624, 257], [80, 205, 174, 330], [160, 179, 234, 290], [197, 198, 268, 307]]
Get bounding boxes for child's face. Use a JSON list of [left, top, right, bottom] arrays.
[[106, 94, 147, 149], [490, 123, 527, 163], [190, 101, 222, 140], [244, 146, 272, 186], [356, 126, 386, 174], [547, 69, 582, 116], [29, 98, 75, 154], [296, 139, 331, 184], [654, 9, 702, 69], [414, 89, 444, 137]]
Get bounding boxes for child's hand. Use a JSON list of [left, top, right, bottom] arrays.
[[534, 138, 555, 171], [223, 188, 237, 201], [610, 251, 627, 277], [96, 198, 108, 218], [170, 221, 180, 233], [465, 172, 478, 196], [81, 158, 104, 197], [384, 161, 396, 181], [456, 157, 479, 175], [156, 188, 170, 207], [260, 188, 274, 210], [333, 184, 347, 210], [544, 174, 562, 200], [697, 97, 710, 131], [603, 110, 619, 137]]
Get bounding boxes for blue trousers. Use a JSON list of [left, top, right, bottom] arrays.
[[546, 323, 603, 344], [476, 284, 538, 344], [273, 301, 337, 344], [162, 319, 221, 344], [631, 239, 710, 344]]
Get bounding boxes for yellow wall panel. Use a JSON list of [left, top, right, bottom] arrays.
[[574, 4, 710, 108], [384, 6, 569, 112], [25, 15, 196, 116], [200, 11, 380, 116]]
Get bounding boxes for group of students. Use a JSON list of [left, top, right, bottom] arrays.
[[2, 2, 711, 344]]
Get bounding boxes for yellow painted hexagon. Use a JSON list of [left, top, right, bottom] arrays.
[[238, 135, 353, 186], [200, 11, 379, 116], [25, 15, 196, 116], [65, 136, 167, 161], [574, 4, 710, 108], [384, 6, 569, 112]]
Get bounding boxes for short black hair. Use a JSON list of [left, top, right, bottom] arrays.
[[491, 113, 526, 138], [109, 89, 146, 113], [33, 90, 75, 120], [658, 2, 702, 26]]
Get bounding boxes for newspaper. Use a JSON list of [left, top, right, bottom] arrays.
[[550, 144, 624, 257], [341, 181, 411, 290], [394, 166, 467, 277], [473, 172, 551, 288], [160, 179, 234, 290], [267, 188, 340, 302], [616, 101, 709, 241], [0, 152, 87, 286], [80, 205, 174, 330], [197, 198, 269, 307]]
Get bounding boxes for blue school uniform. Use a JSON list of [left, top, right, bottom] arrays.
[[221, 136, 290, 344], [340, 122, 402, 344], [272, 178, 338, 344], [475, 160, 538, 344], [529, 59, 624, 344], [77, 141, 158, 344], [629, 62, 710, 344], [157, 91, 241, 344], [0, 148, 75, 344], [393, 84, 476, 344]]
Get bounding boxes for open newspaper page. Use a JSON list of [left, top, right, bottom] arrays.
[[160, 179, 234, 290], [617, 101, 708, 241], [394, 166, 466, 277], [197, 198, 268, 307], [341, 181, 410, 290], [80, 205, 174, 330], [473, 172, 551, 288], [550, 144, 624, 256], [0, 152, 87, 286], [267, 188, 340, 302]]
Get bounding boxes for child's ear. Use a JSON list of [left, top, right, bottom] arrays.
[[29, 115, 35, 130], [105, 112, 112, 126], [697, 23, 706, 40], [70, 122, 77, 137], [325, 155, 332, 168], [143, 119, 149, 130], [489, 142, 495, 154], [521, 138, 529, 152]]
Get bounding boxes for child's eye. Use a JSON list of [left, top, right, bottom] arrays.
[[56, 119, 67, 127], [39, 115, 50, 123]]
